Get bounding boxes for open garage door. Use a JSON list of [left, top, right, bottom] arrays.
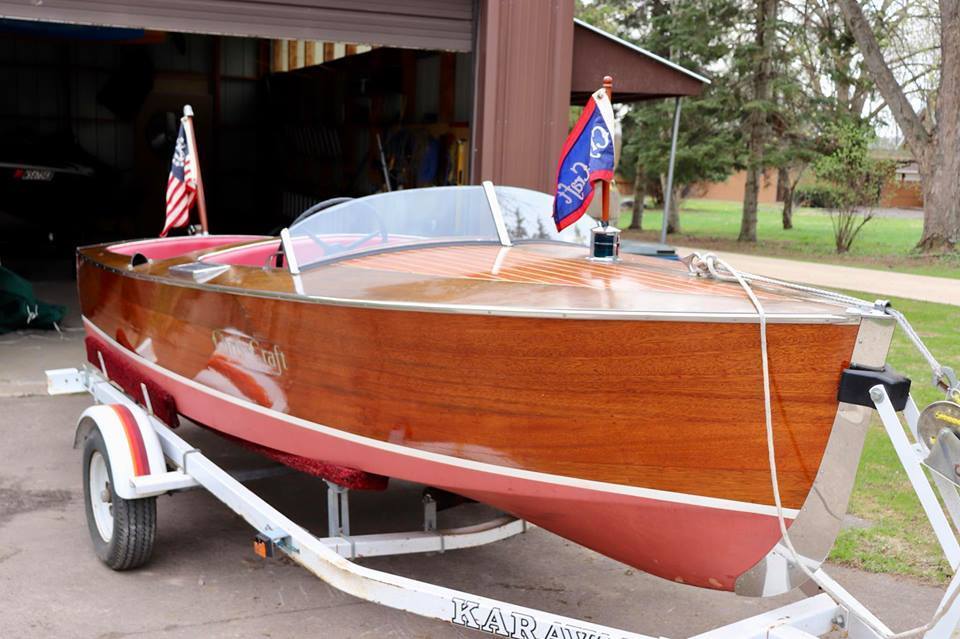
[[0, 0, 474, 51], [0, 17, 475, 259]]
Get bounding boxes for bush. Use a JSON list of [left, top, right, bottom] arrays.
[[794, 183, 845, 208], [813, 122, 895, 253]]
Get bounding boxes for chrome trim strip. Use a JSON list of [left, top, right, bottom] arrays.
[[84, 317, 800, 518], [101, 235, 267, 254], [280, 228, 301, 275], [483, 180, 513, 247], [80, 254, 863, 325], [734, 317, 892, 596], [168, 262, 230, 284], [197, 238, 279, 263]]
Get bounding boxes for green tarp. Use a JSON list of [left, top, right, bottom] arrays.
[[0, 266, 66, 334]]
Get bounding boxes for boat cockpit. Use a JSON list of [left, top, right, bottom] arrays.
[[102, 183, 597, 281], [202, 183, 595, 273]]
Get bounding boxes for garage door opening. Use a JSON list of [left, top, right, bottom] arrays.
[[0, 19, 473, 274]]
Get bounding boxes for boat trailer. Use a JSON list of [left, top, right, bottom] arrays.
[[48, 365, 960, 638]]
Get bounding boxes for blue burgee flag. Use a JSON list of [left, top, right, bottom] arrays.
[[553, 87, 616, 231]]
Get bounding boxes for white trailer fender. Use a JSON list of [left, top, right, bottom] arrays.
[[74, 404, 167, 499]]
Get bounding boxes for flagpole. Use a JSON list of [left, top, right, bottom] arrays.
[[601, 76, 613, 227], [586, 75, 620, 262], [181, 105, 209, 235]]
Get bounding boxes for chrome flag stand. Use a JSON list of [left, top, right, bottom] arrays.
[[590, 75, 622, 261]]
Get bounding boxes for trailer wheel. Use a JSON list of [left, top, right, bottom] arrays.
[[82, 428, 156, 570]]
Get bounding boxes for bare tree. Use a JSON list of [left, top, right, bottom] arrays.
[[779, 165, 807, 229], [837, 0, 959, 251], [629, 163, 647, 230], [740, 0, 781, 242], [664, 181, 682, 234]]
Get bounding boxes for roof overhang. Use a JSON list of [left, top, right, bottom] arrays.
[[571, 18, 709, 104]]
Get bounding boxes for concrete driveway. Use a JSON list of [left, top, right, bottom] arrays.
[[674, 246, 960, 305], [0, 279, 949, 638]]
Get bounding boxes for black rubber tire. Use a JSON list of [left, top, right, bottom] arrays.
[[82, 428, 157, 570]]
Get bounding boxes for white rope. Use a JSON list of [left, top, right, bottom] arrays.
[[689, 252, 959, 638]]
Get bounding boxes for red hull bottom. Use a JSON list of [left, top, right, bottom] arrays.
[[85, 321, 790, 591]]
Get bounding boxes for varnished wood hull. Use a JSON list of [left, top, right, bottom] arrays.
[[77, 243, 863, 592]]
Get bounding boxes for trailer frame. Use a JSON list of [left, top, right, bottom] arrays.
[[47, 365, 960, 639]]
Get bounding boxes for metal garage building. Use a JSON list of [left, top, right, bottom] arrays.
[[0, 0, 704, 256]]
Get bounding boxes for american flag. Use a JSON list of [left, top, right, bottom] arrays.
[[161, 123, 197, 237]]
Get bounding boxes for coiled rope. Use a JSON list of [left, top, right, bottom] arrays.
[[686, 251, 958, 639]]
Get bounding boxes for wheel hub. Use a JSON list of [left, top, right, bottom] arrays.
[[88, 451, 114, 542]]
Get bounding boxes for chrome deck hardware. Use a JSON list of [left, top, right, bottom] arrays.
[[589, 224, 621, 261]]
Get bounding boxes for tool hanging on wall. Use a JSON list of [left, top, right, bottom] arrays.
[[376, 133, 391, 192]]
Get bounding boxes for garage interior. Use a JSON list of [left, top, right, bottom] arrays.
[[0, 18, 473, 273]]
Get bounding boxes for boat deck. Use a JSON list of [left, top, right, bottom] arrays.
[[81, 238, 859, 322]]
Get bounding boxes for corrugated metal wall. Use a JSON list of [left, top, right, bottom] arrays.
[[0, 0, 474, 52], [472, 0, 574, 193]]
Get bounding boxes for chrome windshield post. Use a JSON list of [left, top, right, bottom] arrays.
[[482, 181, 513, 247], [280, 228, 301, 275]]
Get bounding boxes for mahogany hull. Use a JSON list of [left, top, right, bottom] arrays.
[[77, 244, 862, 592]]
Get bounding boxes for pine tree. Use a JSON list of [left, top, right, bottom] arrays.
[[616, 0, 746, 235]]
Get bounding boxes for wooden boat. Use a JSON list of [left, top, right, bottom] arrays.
[[76, 184, 894, 596]]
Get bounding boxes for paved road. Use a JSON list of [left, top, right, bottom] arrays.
[[676, 246, 960, 305], [854, 206, 924, 219]]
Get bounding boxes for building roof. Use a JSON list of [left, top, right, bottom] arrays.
[[571, 18, 709, 104], [869, 147, 914, 162]]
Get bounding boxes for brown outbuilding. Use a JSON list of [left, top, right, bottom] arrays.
[[0, 0, 707, 244]]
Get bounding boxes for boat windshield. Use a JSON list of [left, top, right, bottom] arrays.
[[494, 186, 593, 246], [286, 184, 593, 270]]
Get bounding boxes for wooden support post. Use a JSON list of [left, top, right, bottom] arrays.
[[182, 106, 209, 235], [271, 40, 284, 72], [287, 40, 298, 71]]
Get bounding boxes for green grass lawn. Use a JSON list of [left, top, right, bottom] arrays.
[[618, 200, 960, 279], [826, 292, 960, 582]]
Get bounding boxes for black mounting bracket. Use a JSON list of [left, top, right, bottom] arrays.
[[838, 364, 912, 412]]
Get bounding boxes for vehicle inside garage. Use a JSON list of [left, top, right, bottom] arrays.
[[0, 19, 473, 272]]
